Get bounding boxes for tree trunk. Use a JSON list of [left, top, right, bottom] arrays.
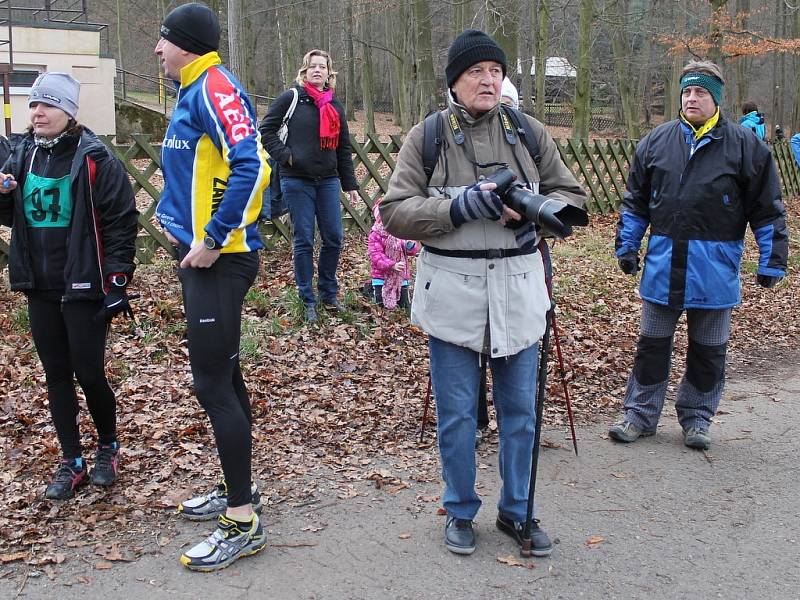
[[610, 0, 639, 138], [414, 0, 437, 119], [116, 0, 125, 96], [344, 0, 356, 120], [359, 18, 376, 134], [665, 0, 686, 122], [793, 1, 800, 131], [487, 0, 518, 80], [453, 0, 473, 36], [520, 0, 534, 114], [707, 0, 729, 66], [534, 0, 549, 122], [227, 0, 245, 83], [573, 0, 593, 139], [733, 0, 750, 111], [391, 2, 413, 131]]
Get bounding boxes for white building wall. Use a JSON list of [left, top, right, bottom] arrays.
[[0, 25, 116, 135]]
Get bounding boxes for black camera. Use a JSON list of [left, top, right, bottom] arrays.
[[483, 167, 588, 239]]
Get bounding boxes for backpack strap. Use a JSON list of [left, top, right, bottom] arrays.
[[501, 105, 541, 168], [278, 88, 299, 144], [422, 110, 443, 186]]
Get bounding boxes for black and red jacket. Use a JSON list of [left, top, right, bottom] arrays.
[[0, 129, 138, 301]]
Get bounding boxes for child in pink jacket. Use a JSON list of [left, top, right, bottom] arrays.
[[368, 201, 419, 309]]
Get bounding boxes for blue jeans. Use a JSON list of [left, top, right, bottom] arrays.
[[429, 336, 540, 522], [281, 176, 343, 305]]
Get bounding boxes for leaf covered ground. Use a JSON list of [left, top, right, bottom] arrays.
[[1, 199, 798, 569]]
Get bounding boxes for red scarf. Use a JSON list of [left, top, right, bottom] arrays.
[[303, 82, 340, 149]]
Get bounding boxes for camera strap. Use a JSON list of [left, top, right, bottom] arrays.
[[421, 106, 542, 187]]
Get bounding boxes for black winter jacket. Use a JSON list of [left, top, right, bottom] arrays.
[[258, 84, 358, 191], [0, 129, 138, 301], [616, 116, 788, 308]]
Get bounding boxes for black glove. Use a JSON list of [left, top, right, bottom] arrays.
[[618, 251, 639, 275], [95, 288, 136, 323], [449, 183, 504, 227], [757, 274, 783, 288]]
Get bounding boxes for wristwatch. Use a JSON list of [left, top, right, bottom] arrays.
[[109, 273, 128, 288], [203, 235, 220, 250]]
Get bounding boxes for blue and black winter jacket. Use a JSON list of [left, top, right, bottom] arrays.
[[615, 116, 788, 309]]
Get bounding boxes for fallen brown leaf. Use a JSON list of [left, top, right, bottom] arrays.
[[497, 554, 535, 569]]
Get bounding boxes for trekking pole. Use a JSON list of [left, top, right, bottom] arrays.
[[539, 240, 578, 455], [550, 312, 578, 456], [520, 298, 552, 558], [419, 374, 432, 443]]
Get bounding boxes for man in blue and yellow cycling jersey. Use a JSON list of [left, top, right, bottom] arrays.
[[154, 2, 269, 572]]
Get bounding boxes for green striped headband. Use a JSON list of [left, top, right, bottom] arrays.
[[680, 72, 724, 105]]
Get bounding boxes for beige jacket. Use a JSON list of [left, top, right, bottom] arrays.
[[381, 99, 586, 357]]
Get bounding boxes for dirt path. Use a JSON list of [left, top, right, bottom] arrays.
[[2, 358, 798, 600]]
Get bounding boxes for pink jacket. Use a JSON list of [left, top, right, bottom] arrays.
[[368, 229, 419, 280]]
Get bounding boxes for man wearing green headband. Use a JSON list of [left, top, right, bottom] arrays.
[[610, 60, 788, 451]]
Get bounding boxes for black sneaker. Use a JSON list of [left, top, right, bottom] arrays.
[[45, 459, 88, 500], [90, 442, 120, 486], [496, 513, 553, 557], [444, 516, 475, 555], [178, 481, 263, 521]]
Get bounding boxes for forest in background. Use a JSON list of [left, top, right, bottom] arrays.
[[12, 0, 800, 137]]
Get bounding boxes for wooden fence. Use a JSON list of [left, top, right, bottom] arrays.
[[1, 135, 799, 269]]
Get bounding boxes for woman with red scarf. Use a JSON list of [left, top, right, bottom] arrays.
[[259, 50, 359, 323]]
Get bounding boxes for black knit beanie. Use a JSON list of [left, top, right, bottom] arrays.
[[160, 3, 220, 56], [446, 29, 507, 88]]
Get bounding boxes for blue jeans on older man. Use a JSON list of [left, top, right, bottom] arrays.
[[429, 336, 540, 522], [281, 175, 343, 306]]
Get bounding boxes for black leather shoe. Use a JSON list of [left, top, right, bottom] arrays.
[[496, 513, 553, 557], [444, 517, 475, 555], [322, 299, 343, 312]]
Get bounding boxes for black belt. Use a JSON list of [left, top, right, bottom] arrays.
[[423, 245, 537, 259]]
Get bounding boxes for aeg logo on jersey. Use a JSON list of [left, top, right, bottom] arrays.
[[207, 67, 254, 144]]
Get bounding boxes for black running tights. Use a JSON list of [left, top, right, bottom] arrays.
[[179, 251, 259, 508], [27, 290, 116, 459]]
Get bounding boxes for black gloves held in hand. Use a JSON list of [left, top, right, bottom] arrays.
[[757, 274, 783, 288], [618, 251, 639, 275], [449, 184, 504, 227], [95, 288, 136, 323]]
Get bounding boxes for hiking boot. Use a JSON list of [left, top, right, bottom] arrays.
[[90, 442, 120, 486], [608, 419, 656, 443], [322, 299, 343, 312], [496, 513, 553, 557], [45, 459, 88, 500], [179, 513, 267, 572], [444, 517, 475, 555], [304, 304, 318, 323], [684, 426, 711, 450], [178, 481, 263, 521]]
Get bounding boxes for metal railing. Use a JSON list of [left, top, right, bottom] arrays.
[[115, 67, 274, 120]]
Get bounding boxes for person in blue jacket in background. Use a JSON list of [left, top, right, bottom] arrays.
[[739, 101, 766, 140], [610, 60, 788, 451], [790, 131, 800, 168]]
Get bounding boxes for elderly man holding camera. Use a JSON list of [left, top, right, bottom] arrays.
[[381, 29, 586, 556]]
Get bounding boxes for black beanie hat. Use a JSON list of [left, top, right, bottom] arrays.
[[446, 29, 507, 88], [160, 3, 220, 56]]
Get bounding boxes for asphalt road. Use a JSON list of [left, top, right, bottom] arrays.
[[2, 357, 798, 600]]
